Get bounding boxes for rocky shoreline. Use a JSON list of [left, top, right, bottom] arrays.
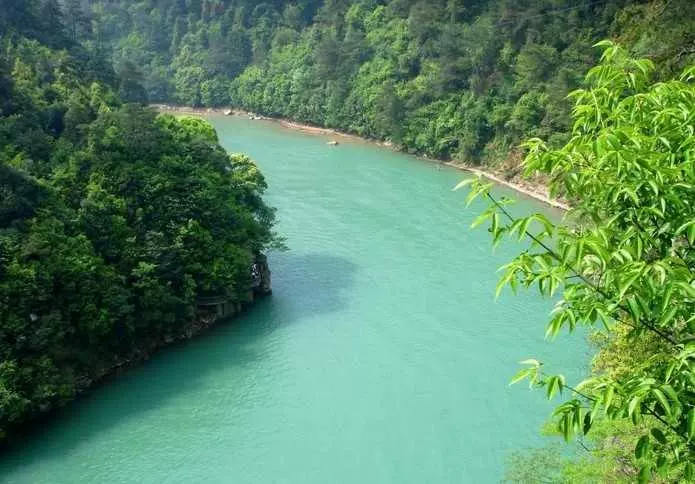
[[152, 104, 568, 211], [73, 255, 272, 395], [2, 256, 272, 448]]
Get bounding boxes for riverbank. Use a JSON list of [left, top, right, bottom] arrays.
[[1, 115, 588, 482], [152, 104, 569, 211], [1, 257, 272, 449]]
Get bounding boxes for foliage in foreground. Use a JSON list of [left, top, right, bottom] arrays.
[[0, 11, 277, 442], [463, 42, 695, 481]]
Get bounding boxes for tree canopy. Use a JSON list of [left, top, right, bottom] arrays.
[[85, 0, 694, 167], [0, 2, 277, 443]]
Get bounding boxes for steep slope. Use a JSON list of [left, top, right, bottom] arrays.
[[90, 0, 694, 166]]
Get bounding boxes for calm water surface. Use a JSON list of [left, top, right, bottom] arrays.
[[0, 116, 587, 483]]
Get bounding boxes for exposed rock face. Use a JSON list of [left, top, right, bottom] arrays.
[[255, 253, 272, 296], [198, 253, 272, 317]]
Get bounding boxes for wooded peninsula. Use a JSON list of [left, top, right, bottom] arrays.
[[1, 1, 694, 482]]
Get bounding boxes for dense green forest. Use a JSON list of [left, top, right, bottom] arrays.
[[85, 0, 695, 477], [0, 0, 276, 443], [2, 1, 694, 481], [87, 0, 694, 166]]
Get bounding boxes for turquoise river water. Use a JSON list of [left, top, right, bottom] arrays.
[[0, 116, 587, 483]]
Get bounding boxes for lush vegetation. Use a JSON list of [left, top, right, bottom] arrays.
[[87, 0, 694, 166], [3, 1, 694, 479], [464, 43, 695, 482], [0, 0, 277, 443]]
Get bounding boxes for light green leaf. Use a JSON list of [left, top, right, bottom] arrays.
[[509, 368, 532, 386], [471, 210, 493, 229], [659, 305, 678, 327], [651, 388, 671, 418], [603, 385, 615, 413], [452, 178, 477, 191], [628, 396, 642, 418]]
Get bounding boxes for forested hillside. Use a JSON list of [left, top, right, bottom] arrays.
[[0, 0, 276, 443], [88, 0, 694, 165], [3, 1, 694, 480]]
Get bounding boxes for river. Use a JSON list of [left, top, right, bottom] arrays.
[[0, 115, 587, 483]]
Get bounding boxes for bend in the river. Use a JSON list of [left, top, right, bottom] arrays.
[[0, 116, 587, 484]]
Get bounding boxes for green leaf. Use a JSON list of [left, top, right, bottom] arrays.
[[582, 412, 592, 435], [685, 462, 695, 480], [491, 212, 499, 235], [471, 210, 493, 229], [677, 281, 695, 299], [546, 376, 557, 399], [603, 385, 615, 414], [627, 296, 641, 322], [660, 385, 679, 414], [635, 234, 643, 259], [452, 177, 476, 191], [651, 388, 671, 418], [495, 268, 515, 299], [659, 305, 678, 326], [545, 375, 565, 400], [687, 408, 695, 440], [492, 226, 508, 249], [655, 455, 668, 478], [594, 39, 615, 48], [650, 428, 666, 444], [675, 220, 695, 244], [560, 413, 571, 441], [628, 396, 642, 420], [660, 285, 674, 314], [509, 368, 532, 386], [618, 270, 642, 299], [464, 181, 493, 207], [635, 435, 650, 460], [517, 217, 532, 241], [532, 213, 555, 236]]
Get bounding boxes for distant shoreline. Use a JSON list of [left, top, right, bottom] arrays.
[[151, 104, 569, 211]]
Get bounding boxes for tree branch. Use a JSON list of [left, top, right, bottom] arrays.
[[486, 192, 679, 346]]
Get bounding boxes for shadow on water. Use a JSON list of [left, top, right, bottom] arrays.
[[0, 252, 357, 476], [269, 251, 358, 315]]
